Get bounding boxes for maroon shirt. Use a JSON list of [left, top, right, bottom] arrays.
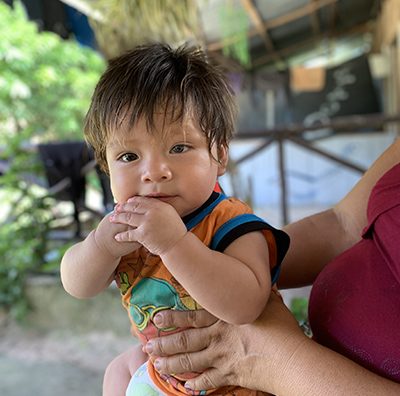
[[309, 163, 400, 382]]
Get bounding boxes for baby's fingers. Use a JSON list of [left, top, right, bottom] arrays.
[[118, 196, 160, 213], [114, 229, 137, 242], [110, 211, 141, 227]]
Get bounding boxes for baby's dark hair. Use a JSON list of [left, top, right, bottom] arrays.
[[84, 42, 238, 172]]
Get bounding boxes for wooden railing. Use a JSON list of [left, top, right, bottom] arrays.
[[233, 112, 400, 224]]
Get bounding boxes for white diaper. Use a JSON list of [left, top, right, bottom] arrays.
[[126, 361, 167, 396]]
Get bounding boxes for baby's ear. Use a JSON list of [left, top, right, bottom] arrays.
[[217, 145, 229, 176]]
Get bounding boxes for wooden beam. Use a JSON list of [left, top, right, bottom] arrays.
[[310, 0, 321, 35], [277, 138, 289, 225], [207, 0, 338, 51], [234, 137, 275, 165], [329, 0, 338, 35], [240, 0, 280, 62], [287, 136, 366, 173], [265, 0, 337, 30], [251, 20, 374, 68], [234, 113, 400, 140]]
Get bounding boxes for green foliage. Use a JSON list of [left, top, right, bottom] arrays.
[[0, 2, 105, 319], [219, 3, 250, 67], [0, 136, 52, 319], [0, 2, 105, 143], [290, 297, 309, 323]]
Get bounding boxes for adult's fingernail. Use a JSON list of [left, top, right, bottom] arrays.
[[154, 359, 161, 370], [153, 313, 163, 326], [145, 342, 153, 354], [184, 382, 193, 390]]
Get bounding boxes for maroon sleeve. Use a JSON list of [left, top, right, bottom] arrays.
[[362, 163, 400, 284], [371, 207, 400, 284]]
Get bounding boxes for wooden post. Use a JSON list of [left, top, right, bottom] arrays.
[[277, 137, 288, 225]]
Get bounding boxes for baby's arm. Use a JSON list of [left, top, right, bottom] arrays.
[[61, 212, 141, 299], [111, 198, 271, 325], [162, 230, 271, 325]]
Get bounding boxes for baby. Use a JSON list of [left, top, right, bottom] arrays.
[[60, 43, 289, 396]]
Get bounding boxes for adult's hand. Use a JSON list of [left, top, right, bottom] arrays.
[[145, 292, 306, 394]]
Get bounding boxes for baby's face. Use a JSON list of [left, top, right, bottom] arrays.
[[105, 111, 227, 217]]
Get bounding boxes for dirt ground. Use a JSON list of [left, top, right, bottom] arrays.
[[0, 286, 311, 396], [0, 318, 134, 396]]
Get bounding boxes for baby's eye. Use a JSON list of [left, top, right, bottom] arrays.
[[170, 144, 189, 154], [119, 153, 138, 162]]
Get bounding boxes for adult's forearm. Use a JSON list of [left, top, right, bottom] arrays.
[[235, 311, 400, 395], [249, 338, 400, 396], [279, 139, 400, 290], [278, 209, 354, 289]]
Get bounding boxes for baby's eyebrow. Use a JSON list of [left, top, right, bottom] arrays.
[[168, 122, 198, 137], [107, 136, 139, 148]]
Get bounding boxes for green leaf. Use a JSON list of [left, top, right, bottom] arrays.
[[0, 1, 105, 320]]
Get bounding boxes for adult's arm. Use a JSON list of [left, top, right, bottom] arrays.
[[278, 138, 400, 289], [146, 293, 400, 395]]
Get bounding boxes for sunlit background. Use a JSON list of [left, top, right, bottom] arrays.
[[0, 1, 398, 395]]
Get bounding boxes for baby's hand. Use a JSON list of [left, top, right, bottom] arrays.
[[109, 196, 187, 256], [94, 212, 141, 259]]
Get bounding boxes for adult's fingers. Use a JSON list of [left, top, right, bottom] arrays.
[[153, 309, 218, 330], [145, 326, 212, 357], [154, 349, 215, 376], [184, 368, 226, 392]]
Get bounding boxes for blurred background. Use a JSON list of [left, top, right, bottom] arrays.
[[0, 0, 399, 395]]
